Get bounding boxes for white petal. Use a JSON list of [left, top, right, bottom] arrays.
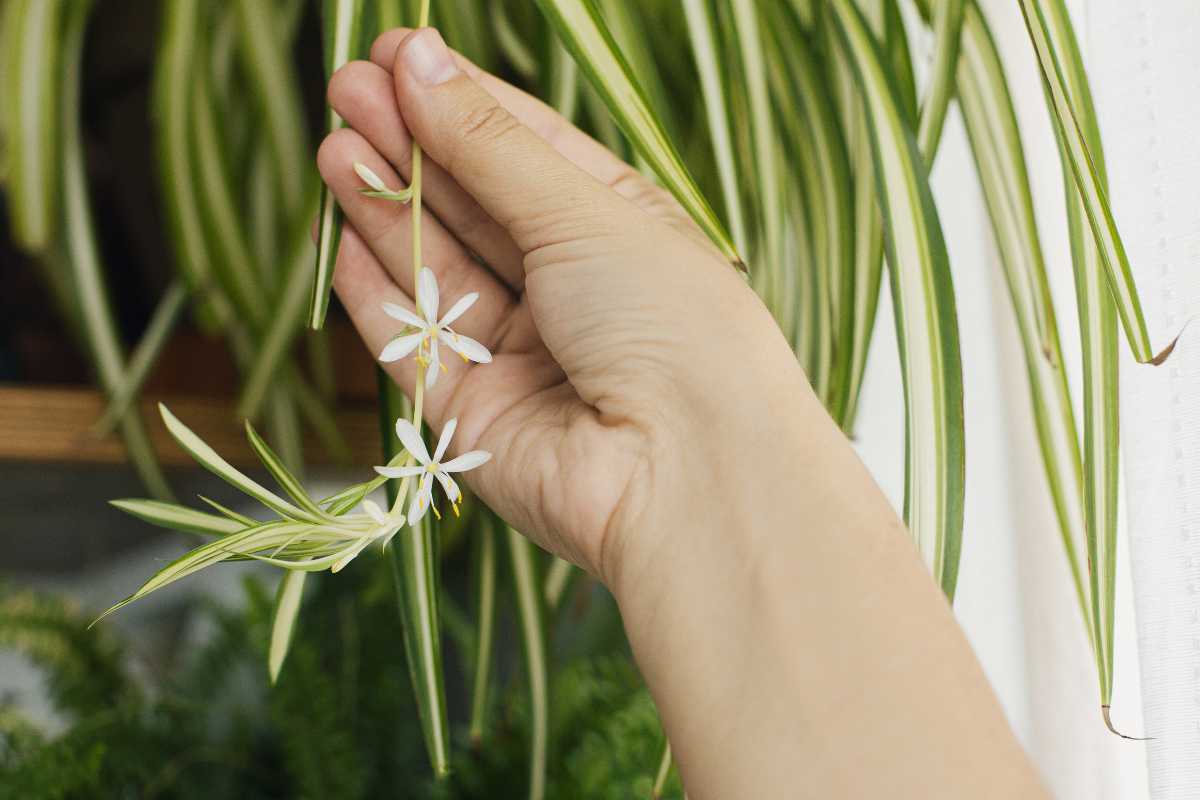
[[362, 499, 388, 526], [374, 464, 425, 479], [407, 474, 434, 526], [378, 332, 424, 362], [394, 418, 431, 464], [382, 302, 426, 328], [434, 470, 462, 503], [438, 292, 478, 327], [354, 162, 388, 193], [423, 338, 441, 390], [440, 331, 492, 364], [441, 450, 491, 472], [417, 267, 440, 321], [433, 418, 458, 462]]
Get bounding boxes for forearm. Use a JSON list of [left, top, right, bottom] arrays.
[[615, 382, 1048, 799]]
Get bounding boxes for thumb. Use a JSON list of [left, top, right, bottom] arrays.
[[392, 27, 635, 268]]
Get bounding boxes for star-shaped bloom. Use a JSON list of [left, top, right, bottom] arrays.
[[373, 417, 491, 526], [378, 267, 492, 388]]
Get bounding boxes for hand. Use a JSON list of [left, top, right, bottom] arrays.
[[321, 28, 1047, 799], [320, 27, 814, 599]]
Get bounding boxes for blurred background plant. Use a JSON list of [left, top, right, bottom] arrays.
[[0, 0, 1170, 796]]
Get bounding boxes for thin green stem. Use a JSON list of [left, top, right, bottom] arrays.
[[389, 0, 432, 516]]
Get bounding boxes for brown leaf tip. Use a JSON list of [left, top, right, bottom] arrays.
[[1148, 316, 1195, 366], [1101, 705, 1153, 741]]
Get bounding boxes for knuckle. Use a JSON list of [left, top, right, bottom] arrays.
[[453, 101, 521, 152]]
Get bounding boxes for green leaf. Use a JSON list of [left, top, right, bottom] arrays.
[[681, 0, 748, 256], [1017, 0, 1171, 365], [110, 499, 246, 537], [543, 557, 576, 609], [915, 0, 964, 161], [233, 0, 308, 222], [954, 1, 1089, 636], [59, 0, 173, 502], [764, 6, 851, 416], [1022, 0, 1128, 730], [244, 420, 328, 519], [535, 0, 744, 270], [506, 523, 548, 800], [94, 281, 189, 436], [824, 1, 886, 434], [829, 0, 966, 598], [652, 741, 673, 799], [2, 0, 60, 251], [310, 0, 368, 330], [268, 570, 307, 684], [158, 404, 314, 523], [468, 518, 497, 745], [725, 0, 783, 277], [199, 495, 259, 527], [379, 374, 450, 776], [95, 520, 313, 624], [240, 201, 323, 421], [154, 0, 226, 331]]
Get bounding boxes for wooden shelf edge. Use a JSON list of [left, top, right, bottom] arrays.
[[0, 385, 383, 468]]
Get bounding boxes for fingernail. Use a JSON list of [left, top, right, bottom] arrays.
[[402, 28, 458, 86]]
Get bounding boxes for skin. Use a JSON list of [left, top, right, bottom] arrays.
[[320, 27, 1049, 799]]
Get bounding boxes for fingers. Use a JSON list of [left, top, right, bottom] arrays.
[[316, 126, 513, 345], [327, 60, 528, 290], [369, 28, 695, 232], [383, 28, 637, 271]]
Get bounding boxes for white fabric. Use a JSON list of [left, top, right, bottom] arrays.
[[854, 1, 1164, 796], [1089, 2, 1200, 798]]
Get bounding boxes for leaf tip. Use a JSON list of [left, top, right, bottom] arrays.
[[1101, 705, 1152, 740]]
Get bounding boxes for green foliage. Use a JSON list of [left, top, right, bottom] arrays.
[[0, 566, 673, 797]]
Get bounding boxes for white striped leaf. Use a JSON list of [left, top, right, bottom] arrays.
[[268, 570, 307, 684], [310, 0, 367, 330], [158, 404, 314, 523], [95, 520, 315, 625], [681, 0, 748, 257], [60, 0, 173, 502], [534, 0, 744, 270], [244, 420, 329, 520], [1017, 0, 1171, 365], [468, 517, 498, 744], [2, 0, 60, 251], [110, 499, 246, 537], [506, 524, 548, 800], [233, 0, 308, 221], [379, 375, 450, 776], [915, 0, 965, 161], [829, 0, 966, 598], [953, 1, 1090, 635]]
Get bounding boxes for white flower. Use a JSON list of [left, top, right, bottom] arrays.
[[354, 161, 412, 202], [327, 498, 403, 573], [378, 267, 493, 389], [373, 417, 491, 526]]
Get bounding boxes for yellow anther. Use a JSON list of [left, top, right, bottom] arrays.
[[431, 504, 442, 520]]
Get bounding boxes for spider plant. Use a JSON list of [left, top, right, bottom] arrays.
[[0, 0, 1175, 795]]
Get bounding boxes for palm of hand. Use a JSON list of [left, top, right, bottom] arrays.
[[321, 41, 739, 581]]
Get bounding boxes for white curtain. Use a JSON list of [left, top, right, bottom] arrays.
[[851, 1, 1199, 796]]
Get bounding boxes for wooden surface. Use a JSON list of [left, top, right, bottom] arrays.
[[0, 385, 384, 467]]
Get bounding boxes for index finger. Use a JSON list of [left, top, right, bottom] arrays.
[[368, 28, 694, 230]]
